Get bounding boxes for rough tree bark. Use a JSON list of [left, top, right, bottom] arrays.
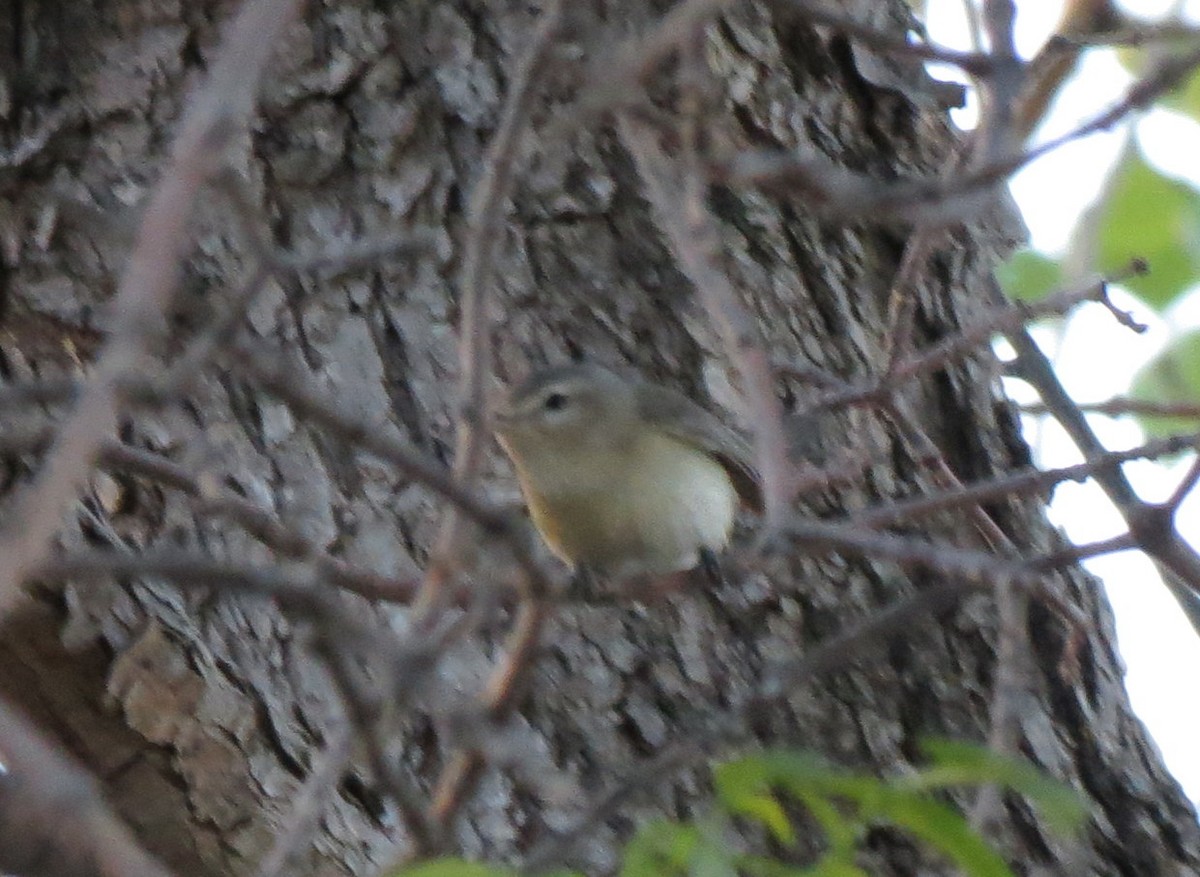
[[0, 1, 1196, 876]]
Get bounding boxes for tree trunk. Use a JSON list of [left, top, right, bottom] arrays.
[[1, 0, 1196, 875]]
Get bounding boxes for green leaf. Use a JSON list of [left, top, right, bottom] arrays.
[[690, 837, 739, 877], [903, 740, 1087, 835], [1115, 47, 1200, 122], [715, 755, 796, 844], [731, 792, 797, 844], [737, 751, 880, 802], [1130, 329, 1200, 438], [797, 792, 859, 854], [1095, 145, 1200, 310], [716, 747, 1081, 877], [691, 815, 742, 877], [620, 820, 700, 877], [392, 859, 514, 877], [1113, 44, 1142, 77], [739, 854, 867, 877], [620, 819, 740, 877], [872, 792, 1014, 877], [714, 754, 768, 803], [1163, 68, 1200, 122], [997, 249, 1063, 303]]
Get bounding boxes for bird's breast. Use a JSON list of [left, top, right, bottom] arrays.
[[521, 432, 738, 575]]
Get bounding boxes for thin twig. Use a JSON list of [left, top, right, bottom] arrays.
[[1020, 397, 1200, 421], [809, 267, 1143, 414], [227, 342, 555, 603], [416, 0, 564, 617], [373, 5, 567, 858], [1165, 455, 1200, 512], [0, 377, 80, 409], [1, 424, 424, 603], [32, 548, 451, 848], [725, 42, 1200, 227], [1027, 532, 1139, 571], [1007, 323, 1200, 635], [0, 0, 303, 618], [525, 576, 992, 873], [254, 722, 353, 877], [851, 431, 1200, 528], [619, 114, 794, 527], [571, 0, 989, 129], [227, 345, 504, 530], [0, 696, 178, 877], [780, 515, 1044, 586], [427, 600, 552, 825], [1060, 23, 1200, 47]]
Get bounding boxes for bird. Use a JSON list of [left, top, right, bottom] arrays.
[[493, 363, 761, 584]]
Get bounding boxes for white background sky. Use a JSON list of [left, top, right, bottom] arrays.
[[925, 0, 1200, 802]]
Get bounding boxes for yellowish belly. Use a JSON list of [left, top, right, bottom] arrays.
[[524, 433, 737, 576]]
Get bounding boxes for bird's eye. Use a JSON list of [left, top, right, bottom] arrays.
[[543, 392, 568, 411]]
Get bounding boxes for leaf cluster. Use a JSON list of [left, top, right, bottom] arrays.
[[395, 741, 1085, 877]]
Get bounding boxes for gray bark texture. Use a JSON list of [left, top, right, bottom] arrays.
[[0, 0, 1197, 875]]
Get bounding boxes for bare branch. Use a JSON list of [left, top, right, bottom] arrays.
[[524, 576, 995, 873], [0, 696, 177, 877], [1020, 397, 1200, 421], [418, 0, 565, 615], [32, 549, 455, 848], [806, 266, 1146, 415], [1007, 323, 1200, 635], [1028, 532, 1140, 571], [253, 723, 352, 877], [780, 515, 1045, 586], [619, 114, 794, 527], [0, 0, 302, 618], [1165, 456, 1200, 512], [852, 431, 1200, 528]]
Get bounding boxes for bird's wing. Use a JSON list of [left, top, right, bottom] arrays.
[[635, 383, 763, 512]]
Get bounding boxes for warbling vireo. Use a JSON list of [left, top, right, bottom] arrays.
[[493, 363, 761, 580]]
